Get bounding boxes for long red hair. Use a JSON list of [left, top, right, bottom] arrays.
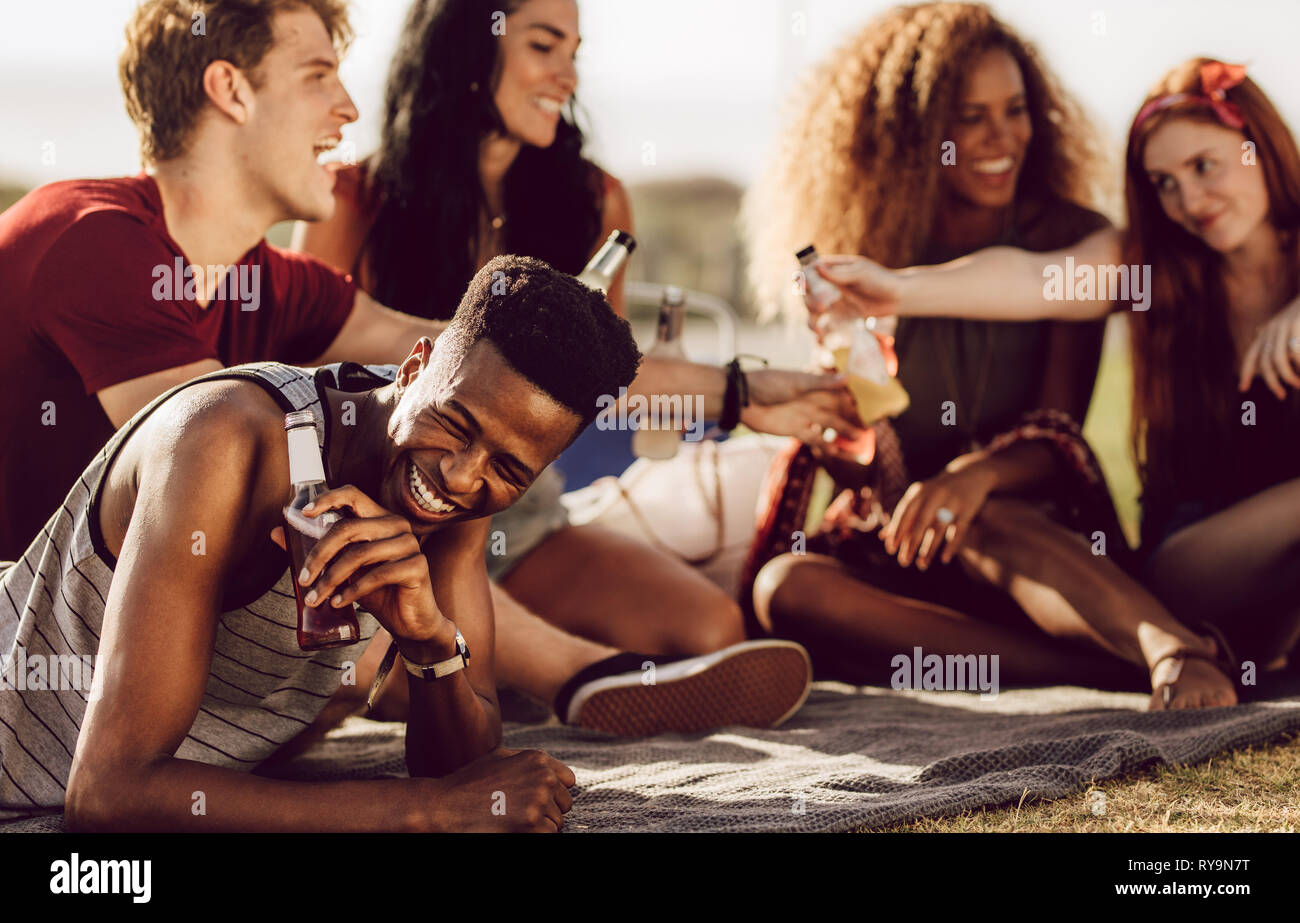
[[1123, 58, 1300, 524]]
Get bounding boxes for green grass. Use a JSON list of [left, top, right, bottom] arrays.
[[874, 733, 1300, 832]]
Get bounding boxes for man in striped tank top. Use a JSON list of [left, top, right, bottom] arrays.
[[1, 255, 644, 831]]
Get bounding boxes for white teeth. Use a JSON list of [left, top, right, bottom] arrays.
[[533, 96, 564, 114], [972, 156, 1014, 174], [313, 138, 340, 164], [408, 461, 454, 514]]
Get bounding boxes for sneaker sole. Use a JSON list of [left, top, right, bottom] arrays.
[[569, 640, 813, 737]]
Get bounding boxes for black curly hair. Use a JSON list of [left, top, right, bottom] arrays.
[[442, 255, 641, 427], [363, 0, 604, 320]]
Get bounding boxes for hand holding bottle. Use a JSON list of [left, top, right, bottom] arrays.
[[796, 246, 909, 429], [808, 254, 904, 325], [739, 377, 866, 446], [271, 484, 457, 661]]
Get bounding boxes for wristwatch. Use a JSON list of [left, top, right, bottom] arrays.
[[400, 629, 470, 681]]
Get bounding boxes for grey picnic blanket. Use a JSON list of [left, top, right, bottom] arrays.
[[5, 683, 1299, 833]]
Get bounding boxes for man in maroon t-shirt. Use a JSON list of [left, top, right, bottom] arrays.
[[0, 6, 443, 560]]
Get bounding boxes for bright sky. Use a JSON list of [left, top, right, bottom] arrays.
[[1, 0, 1298, 188]]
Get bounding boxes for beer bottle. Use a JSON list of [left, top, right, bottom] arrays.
[[578, 230, 636, 294]]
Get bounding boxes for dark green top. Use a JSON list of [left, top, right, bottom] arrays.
[[889, 197, 1112, 480]]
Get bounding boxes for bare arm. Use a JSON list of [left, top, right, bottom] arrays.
[[94, 293, 447, 430], [97, 358, 226, 429], [93, 294, 446, 432], [311, 290, 447, 367], [280, 484, 502, 779], [820, 227, 1124, 322], [405, 517, 501, 775], [65, 392, 440, 831], [294, 188, 448, 366], [627, 357, 865, 441]]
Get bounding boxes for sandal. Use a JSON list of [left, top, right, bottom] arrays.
[[1149, 624, 1239, 709]]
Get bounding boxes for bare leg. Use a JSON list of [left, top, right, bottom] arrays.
[[1145, 476, 1300, 665], [491, 583, 618, 705], [500, 523, 747, 655], [755, 496, 1237, 707], [953, 498, 1234, 707], [753, 552, 1139, 688]]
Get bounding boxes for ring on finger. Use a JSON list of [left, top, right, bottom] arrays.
[[935, 506, 956, 526], [1290, 336, 1300, 354], [821, 426, 838, 443]]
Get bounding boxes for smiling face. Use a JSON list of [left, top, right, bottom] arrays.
[[237, 6, 358, 222], [378, 339, 582, 536], [1141, 117, 1271, 253], [492, 0, 580, 148], [943, 47, 1033, 209]]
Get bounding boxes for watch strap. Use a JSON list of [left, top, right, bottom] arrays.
[[401, 630, 469, 680]]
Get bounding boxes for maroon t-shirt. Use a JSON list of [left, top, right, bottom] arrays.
[[0, 174, 357, 559]]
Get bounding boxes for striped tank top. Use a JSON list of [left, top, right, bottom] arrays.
[[0, 361, 392, 820]]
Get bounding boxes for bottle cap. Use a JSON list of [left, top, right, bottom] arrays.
[[795, 244, 818, 263], [611, 230, 637, 253]]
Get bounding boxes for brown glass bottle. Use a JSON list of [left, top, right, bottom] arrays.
[[283, 410, 360, 651]]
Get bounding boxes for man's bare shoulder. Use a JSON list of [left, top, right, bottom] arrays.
[[138, 378, 288, 473], [102, 378, 294, 561]]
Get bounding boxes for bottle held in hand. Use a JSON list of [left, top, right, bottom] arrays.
[[282, 410, 360, 651], [795, 244, 844, 314], [632, 285, 687, 460], [824, 322, 910, 425], [797, 245, 910, 427]]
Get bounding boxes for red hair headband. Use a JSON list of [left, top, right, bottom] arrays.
[[1132, 61, 1248, 134]]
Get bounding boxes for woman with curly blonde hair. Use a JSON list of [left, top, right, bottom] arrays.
[[744, 3, 1236, 709]]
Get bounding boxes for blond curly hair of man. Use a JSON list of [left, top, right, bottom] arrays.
[[743, 1, 1112, 325]]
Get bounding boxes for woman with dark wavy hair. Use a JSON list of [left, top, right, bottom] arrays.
[[744, 3, 1239, 710], [807, 53, 1300, 707], [299, 0, 625, 317]]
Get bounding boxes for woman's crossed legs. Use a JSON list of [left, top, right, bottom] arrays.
[[754, 497, 1237, 708]]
